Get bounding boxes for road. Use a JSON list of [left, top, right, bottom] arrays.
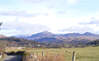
[[3, 55, 22, 61]]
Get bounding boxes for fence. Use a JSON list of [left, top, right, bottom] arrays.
[[21, 49, 79, 61], [22, 51, 66, 61]]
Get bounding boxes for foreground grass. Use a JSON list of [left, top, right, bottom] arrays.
[[5, 46, 99, 61], [26, 47, 99, 61], [69, 46, 99, 61]]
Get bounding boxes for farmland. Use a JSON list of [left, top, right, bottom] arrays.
[[4, 46, 99, 61]]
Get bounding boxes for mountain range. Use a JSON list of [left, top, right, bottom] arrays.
[[0, 35, 45, 48], [1, 31, 99, 48], [15, 31, 99, 47]]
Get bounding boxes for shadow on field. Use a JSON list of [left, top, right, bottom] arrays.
[[5, 51, 25, 55]]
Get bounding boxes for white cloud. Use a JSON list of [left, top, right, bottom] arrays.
[[0, 18, 50, 36], [59, 24, 96, 33], [67, 0, 79, 5], [0, 10, 48, 17], [58, 16, 99, 34], [1, 12, 99, 36], [0, 0, 99, 36], [23, 0, 44, 3], [19, 13, 79, 32]]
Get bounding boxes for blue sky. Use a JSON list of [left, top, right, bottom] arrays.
[[0, 0, 99, 36]]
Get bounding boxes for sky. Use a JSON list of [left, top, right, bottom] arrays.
[[0, 0, 99, 36]]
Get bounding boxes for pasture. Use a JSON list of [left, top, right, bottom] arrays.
[[5, 46, 99, 61]]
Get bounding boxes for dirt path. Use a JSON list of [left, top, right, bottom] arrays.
[[3, 55, 22, 61]]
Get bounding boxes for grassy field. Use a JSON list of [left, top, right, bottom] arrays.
[[27, 47, 99, 61], [5, 46, 99, 61], [69, 46, 99, 61]]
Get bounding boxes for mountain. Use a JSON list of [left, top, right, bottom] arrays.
[[63, 32, 99, 37], [1, 31, 99, 48], [0, 35, 46, 48], [83, 32, 98, 36], [26, 31, 99, 41], [15, 31, 99, 47], [27, 31, 55, 39]]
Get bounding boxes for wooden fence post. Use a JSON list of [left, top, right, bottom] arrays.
[[42, 51, 44, 57], [72, 51, 76, 61]]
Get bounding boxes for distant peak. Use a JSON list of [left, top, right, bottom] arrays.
[[39, 31, 52, 34], [83, 32, 94, 35], [42, 31, 51, 33], [33, 31, 54, 35], [84, 32, 92, 34]]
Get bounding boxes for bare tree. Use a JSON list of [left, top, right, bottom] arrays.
[[0, 22, 2, 26], [0, 22, 2, 30]]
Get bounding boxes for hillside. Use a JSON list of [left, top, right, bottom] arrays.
[[0, 35, 46, 48], [16, 31, 99, 47], [87, 39, 99, 46], [1, 31, 99, 48]]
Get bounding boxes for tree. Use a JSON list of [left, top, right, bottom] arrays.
[[0, 23, 2, 25], [0, 22, 2, 30]]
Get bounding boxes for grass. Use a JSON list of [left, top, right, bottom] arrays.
[[23, 50, 65, 61], [5, 46, 99, 61], [0, 54, 7, 61], [70, 46, 99, 61]]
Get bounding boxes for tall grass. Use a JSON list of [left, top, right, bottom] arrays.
[[22, 51, 65, 61], [7, 46, 99, 61]]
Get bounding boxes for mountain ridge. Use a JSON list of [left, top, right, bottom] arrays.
[[16, 31, 99, 45], [1, 31, 99, 48]]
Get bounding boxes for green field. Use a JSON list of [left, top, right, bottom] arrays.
[[26, 46, 99, 61], [67, 46, 99, 61], [5, 46, 99, 61]]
